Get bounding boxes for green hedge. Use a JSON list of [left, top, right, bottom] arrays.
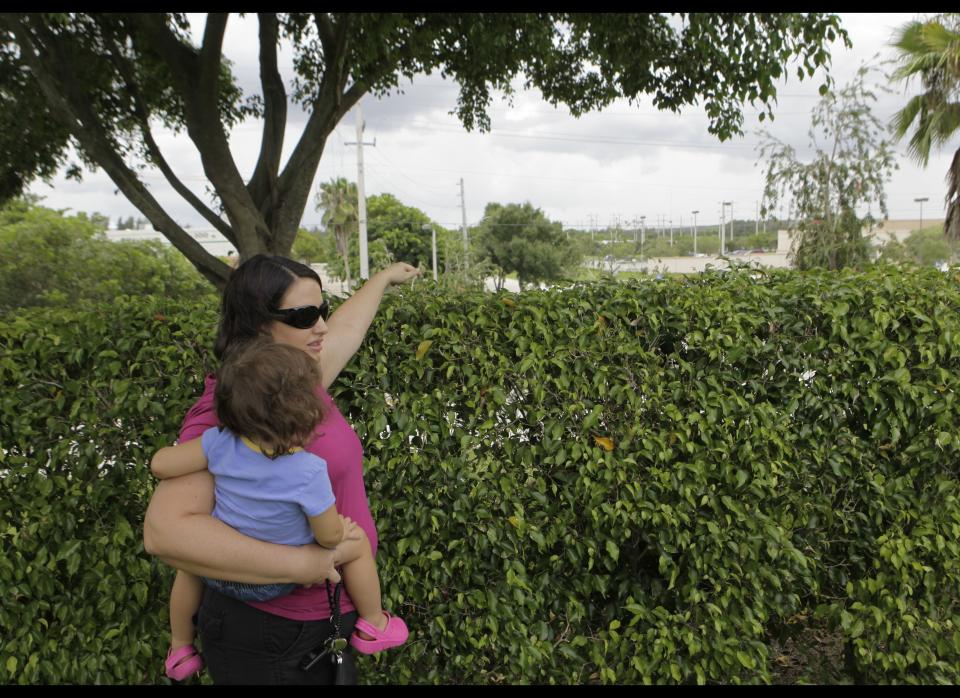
[[1, 266, 959, 684]]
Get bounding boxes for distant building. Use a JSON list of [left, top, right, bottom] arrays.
[[103, 226, 235, 258], [777, 219, 946, 254]]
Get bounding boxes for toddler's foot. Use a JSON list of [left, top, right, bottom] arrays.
[[165, 644, 204, 681], [349, 611, 408, 654]]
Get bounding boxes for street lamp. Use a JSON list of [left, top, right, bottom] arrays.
[[422, 224, 437, 281], [692, 210, 699, 255], [914, 197, 929, 231], [640, 215, 646, 260], [721, 201, 733, 255]]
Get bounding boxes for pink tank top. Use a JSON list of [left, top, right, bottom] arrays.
[[180, 375, 376, 621]]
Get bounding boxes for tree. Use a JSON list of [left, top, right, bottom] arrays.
[[315, 177, 358, 291], [757, 66, 897, 271], [476, 202, 580, 290], [879, 226, 958, 267], [365, 193, 457, 279], [890, 14, 960, 240], [290, 228, 327, 264], [0, 198, 211, 313], [0, 13, 849, 287]]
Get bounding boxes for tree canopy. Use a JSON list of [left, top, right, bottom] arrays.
[[0, 197, 211, 313], [0, 13, 848, 286], [476, 202, 580, 289], [757, 66, 896, 271], [889, 14, 960, 240]]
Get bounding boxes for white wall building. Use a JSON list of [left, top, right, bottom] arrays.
[[104, 227, 236, 258], [776, 219, 945, 254]]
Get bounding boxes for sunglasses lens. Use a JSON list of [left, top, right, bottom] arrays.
[[279, 301, 329, 329], [290, 306, 321, 329]]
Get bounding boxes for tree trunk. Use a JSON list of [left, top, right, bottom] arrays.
[[946, 148, 960, 241]]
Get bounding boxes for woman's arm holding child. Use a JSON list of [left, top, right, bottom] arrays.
[[151, 437, 208, 480]]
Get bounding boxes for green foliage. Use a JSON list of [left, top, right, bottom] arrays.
[[758, 66, 898, 270], [889, 13, 960, 241], [890, 14, 960, 168], [367, 194, 437, 268], [0, 14, 848, 284], [476, 202, 581, 289], [0, 297, 219, 684], [290, 228, 330, 265], [0, 199, 212, 314], [880, 227, 960, 267], [316, 177, 359, 289], [793, 208, 873, 272], [347, 194, 457, 281], [736, 232, 779, 252], [576, 226, 778, 262], [3, 266, 960, 684]]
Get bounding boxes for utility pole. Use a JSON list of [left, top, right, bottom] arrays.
[[640, 215, 646, 260], [755, 201, 759, 236], [344, 101, 376, 281], [422, 224, 437, 281], [727, 201, 734, 248], [914, 196, 929, 231], [458, 178, 469, 270], [719, 204, 725, 256], [692, 210, 699, 255], [669, 218, 674, 247], [721, 201, 732, 255]]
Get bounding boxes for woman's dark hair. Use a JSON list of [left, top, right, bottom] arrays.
[[214, 254, 323, 361], [215, 336, 325, 457]]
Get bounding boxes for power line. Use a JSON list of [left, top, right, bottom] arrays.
[[404, 123, 760, 152]]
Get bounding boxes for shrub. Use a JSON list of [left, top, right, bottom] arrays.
[[1, 266, 959, 684]]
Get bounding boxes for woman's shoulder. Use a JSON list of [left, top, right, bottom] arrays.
[[179, 374, 219, 443]]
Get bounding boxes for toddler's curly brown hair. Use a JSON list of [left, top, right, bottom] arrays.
[[215, 336, 324, 457]]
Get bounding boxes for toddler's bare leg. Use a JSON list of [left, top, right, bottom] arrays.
[[170, 570, 203, 650], [335, 529, 387, 635]]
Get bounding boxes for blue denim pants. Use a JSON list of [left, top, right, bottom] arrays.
[[201, 576, 297, 602]]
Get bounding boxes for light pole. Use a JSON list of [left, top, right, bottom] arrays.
[[422, 224, 438, 281], [692, 210, 699, 255], [640, 215, 646, 260], [721, 201, 732, 254], [914, 197, 929, 231]]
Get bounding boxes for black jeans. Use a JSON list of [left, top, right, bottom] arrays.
[[196, 586, 359, 685]]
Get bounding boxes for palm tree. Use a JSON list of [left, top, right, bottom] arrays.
[[315, 178, 358, 290], [890, 14, 960, 239]]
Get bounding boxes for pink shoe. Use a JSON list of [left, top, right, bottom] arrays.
[[165, 644, 204, 681], [349, 611, 409, 654]]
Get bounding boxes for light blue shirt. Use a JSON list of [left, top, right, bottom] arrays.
[[202, 426, 336, 546]]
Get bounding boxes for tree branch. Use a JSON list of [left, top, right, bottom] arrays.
[[99, 28, 237, 245], [130, 13, 270, 256], [315, 13, 337, 58], [5, 16, 230, 286], [127, 13, 198, 85], [273, 14, 408, 251], [197, 13, 229, 108], [247, 13, 287, 227]]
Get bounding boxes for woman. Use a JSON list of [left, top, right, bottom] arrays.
[[143, 255, 421, 684]]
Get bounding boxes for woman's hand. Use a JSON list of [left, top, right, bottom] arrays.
[[379, 262, 421, 286]]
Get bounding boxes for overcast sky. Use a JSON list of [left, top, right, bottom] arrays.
[[28, 13, 955, 233]]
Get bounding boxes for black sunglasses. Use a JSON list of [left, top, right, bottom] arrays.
[[273, 301, 330, 329]]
